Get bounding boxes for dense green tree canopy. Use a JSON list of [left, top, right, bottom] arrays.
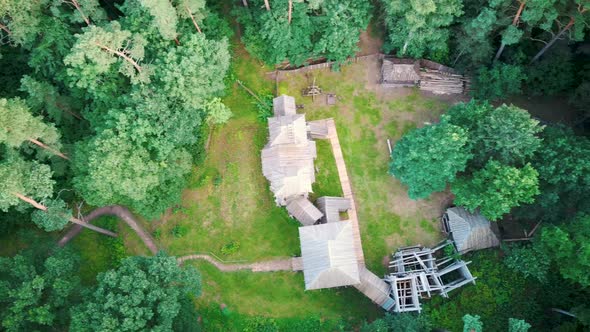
[[452, 160, 539, 220], [444, 101, 544, 166], [381, 0, 463, 60], [471, 64, 527, 101], [70, 253, 201, 332], [235, 0, 371, 66], [0, 248, 80, 332], [390, 122, 472, 199]]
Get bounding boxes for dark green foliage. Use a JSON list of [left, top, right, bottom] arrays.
[[220, 241, 241, 255], [172, 296, 202, 332], [0, 248, 80, 332], [389, 122, 472, 199], [0, 46, 30, 98], [444, 101, 544, 166], [524, 127, 590, 221], [424, 250, 541, 332], [255, 93, 274, 122], [381, 0, 463, 60], [235, 0, 371, 66], [526, 45, 576, 96], [361, 313, 431, 332], [452, 160, 539, 221], [472, 63, 526, 101], [537, 214, 590, 287], [70, 252, 201, 332], [171, 225, 189, 238], [31, 198, 71, 231], [504, 243, 550, 283], [509, 318, 532, 332], [462, 314, 483, 332]]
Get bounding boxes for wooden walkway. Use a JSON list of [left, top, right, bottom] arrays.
[[325, 118, 365, 268], [325, 118, 393, 309], [177, 254, 303, 272]]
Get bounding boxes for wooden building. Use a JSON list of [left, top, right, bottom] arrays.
[[380, 59, 421, 87], [261, 95, 317, 206], [286, 197, 323, 226], [298, 221, 361, 290], [442, 207, 500, 253], [316, 196, 351, 223]]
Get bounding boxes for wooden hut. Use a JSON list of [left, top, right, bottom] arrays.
[[380, 59, 421, 87], [262, 95, 317, 206], [316, 196, 351, 223], [286, 197, 323, 226], [442, 207, 500, 253], [298, 221, 361, 290]]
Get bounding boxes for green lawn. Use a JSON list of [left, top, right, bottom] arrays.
[[311, 139, 343, 200]]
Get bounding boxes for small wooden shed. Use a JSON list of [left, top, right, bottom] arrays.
[[299, 221, 360, 290], [442, 207, 500, 253], [286, 197, 323, 226], [380, 59, 421, 87]]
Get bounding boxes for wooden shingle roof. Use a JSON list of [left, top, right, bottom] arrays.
[[299, 221, 361, 290], [444, 207, 500, 253], [286, 197, 323, 226]]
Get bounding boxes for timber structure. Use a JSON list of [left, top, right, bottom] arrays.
[[261, 95, 476, 313]]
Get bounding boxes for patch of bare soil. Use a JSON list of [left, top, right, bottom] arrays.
[[357, 27, 383, 56]]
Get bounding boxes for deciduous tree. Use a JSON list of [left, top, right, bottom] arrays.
[[381, 0, 463, 59], [70, 253, 201, 332], [390, 122, 472, 199], [452, 160, 539, 221]]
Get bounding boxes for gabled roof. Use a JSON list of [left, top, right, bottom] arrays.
[[286, 197, 323, 226], [299, 221, 360, 290], [273, 95, 296, 116], [445, 207, 500, 253], [268, 114, 308, 146], [261, 95, 317, 206]]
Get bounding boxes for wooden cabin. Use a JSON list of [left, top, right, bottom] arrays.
[[442, 207, 501, 253]]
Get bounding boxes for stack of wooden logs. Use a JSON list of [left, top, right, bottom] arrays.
[[419, 69, 470, 95]]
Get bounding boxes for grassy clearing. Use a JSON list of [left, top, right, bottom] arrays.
[[192, 260, 380, 331], [278, 61, 451, 274], [311, 139, 343, 200], [71, 216, 148, 284]]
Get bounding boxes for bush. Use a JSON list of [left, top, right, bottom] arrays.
[[171, 225, 189, 238], [220, 241, 240, 255], [472, 63, 526, 101]]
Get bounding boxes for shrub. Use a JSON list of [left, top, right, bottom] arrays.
[[220, 241, 240, 256]]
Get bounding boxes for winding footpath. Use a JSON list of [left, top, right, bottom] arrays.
[[58, 205, 158, 254]]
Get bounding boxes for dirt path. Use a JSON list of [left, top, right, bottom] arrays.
[[57, 205, 158, 255], [177, 255, 303, 272]]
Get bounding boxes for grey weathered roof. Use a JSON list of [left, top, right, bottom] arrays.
[[307, 119, 330, 139], [268, 114, 308, 146], [445, 207, 500, 253], [261, 95, 317, 206], [286, 197, 323, 226], [355, 268, 395, 310], [381, 59, 421, 84], [317, 196, 351, 223], [273, 95, 296, 116], [299, 221, 360, 290]]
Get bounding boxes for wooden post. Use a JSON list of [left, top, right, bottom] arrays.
[[387, 139, 392, 154], [242, 0, 248, 7], [264, 0, 270, 11], [288, 0, 292, 24]]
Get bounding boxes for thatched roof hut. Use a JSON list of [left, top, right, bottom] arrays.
[[299, 221, 360, 290], [286, 197, 323, 226], [442, 207, 500, 253], [262, 95, 317, 206], [316, 196, 351, 223], [381, 59, 421, 87]]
